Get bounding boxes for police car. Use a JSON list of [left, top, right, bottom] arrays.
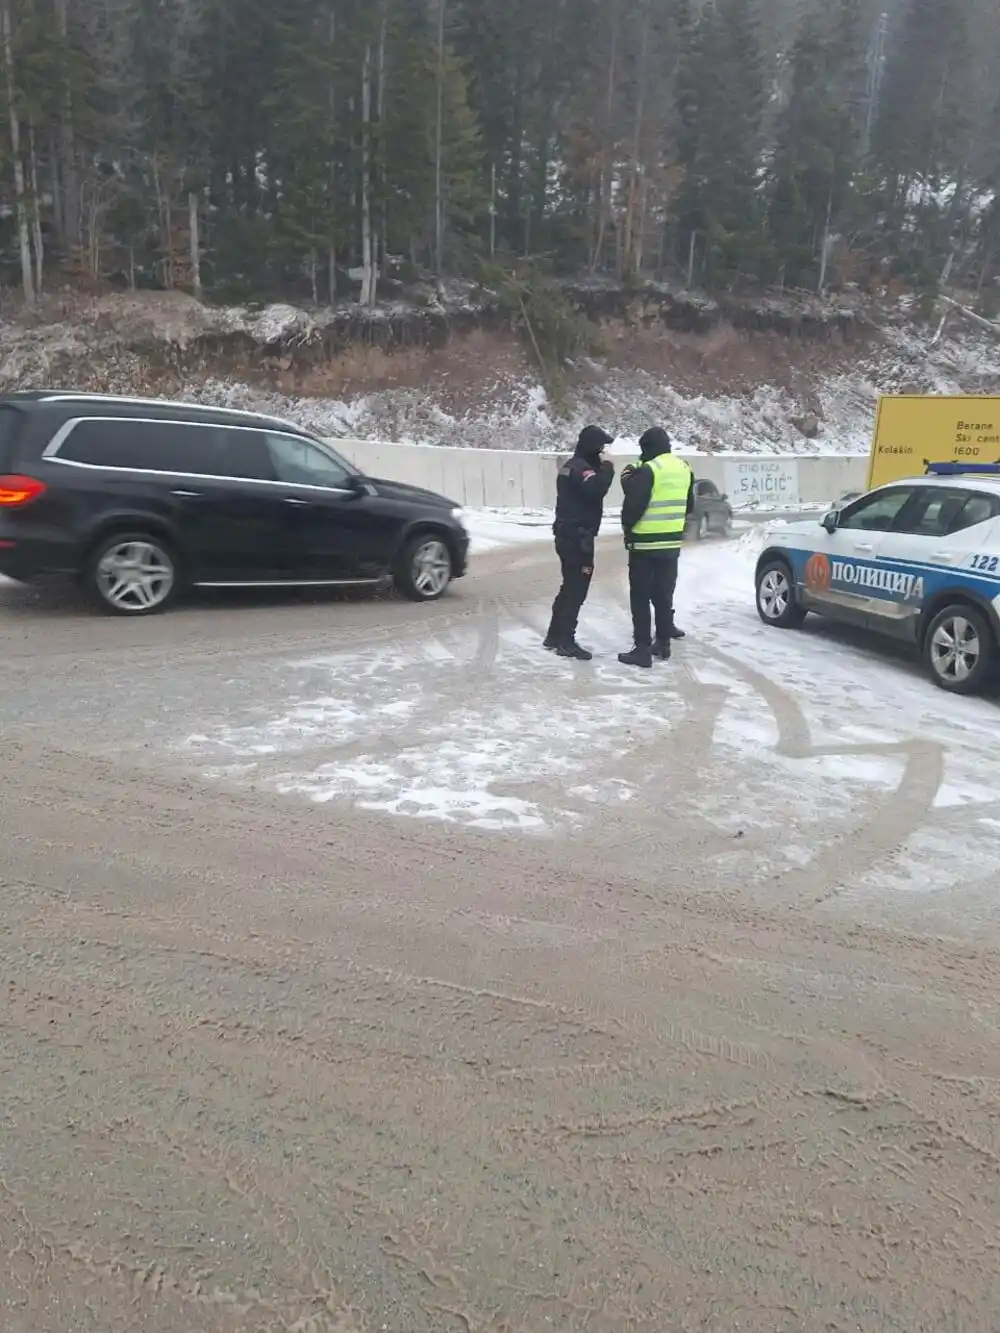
[[754, 464, 1000, 695]]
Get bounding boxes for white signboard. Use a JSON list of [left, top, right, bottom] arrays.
[[723, 457, 800, 508]]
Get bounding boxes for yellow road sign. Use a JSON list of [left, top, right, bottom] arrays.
[[867, 396, 1000, 489]]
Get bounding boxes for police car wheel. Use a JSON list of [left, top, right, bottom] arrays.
[[755, 560, 806, 629], [924, 604, 995, 695], [697, 513, 709, 540]]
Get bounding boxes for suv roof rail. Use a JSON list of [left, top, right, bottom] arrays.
[[924, 460, 1000, 477], [38, 392, 298, 432]]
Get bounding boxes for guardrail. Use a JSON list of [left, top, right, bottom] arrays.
[[330, 438, 869, 511]]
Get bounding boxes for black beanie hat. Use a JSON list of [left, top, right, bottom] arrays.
[[638, 427, 671, 460], [577, 425, 615, 459]]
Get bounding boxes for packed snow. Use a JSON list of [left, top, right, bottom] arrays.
[[169, 514, 1000, 916]]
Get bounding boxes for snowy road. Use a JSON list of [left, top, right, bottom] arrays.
[[4, 524, 1000, 1331], [4, 521, 996, 933]]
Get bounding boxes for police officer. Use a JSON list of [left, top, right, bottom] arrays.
[[544, 425, 615, 660], [618, 427, 693, 668]]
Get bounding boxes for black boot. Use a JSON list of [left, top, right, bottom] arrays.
[[666, 624, 686, 641], [618, 645, 653, 669], [652, 639, 672, 661], [543, 634, 558, 650], [556, 640, 593, 661]]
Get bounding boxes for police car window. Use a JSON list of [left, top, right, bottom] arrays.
[[898, 490, 965, 538], [837, 487, 914, 531], [950, 492, 1000, 532], [890, 488, 1000, 538]]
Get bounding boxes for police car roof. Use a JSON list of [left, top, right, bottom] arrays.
[[895, 474, 1000, 494]]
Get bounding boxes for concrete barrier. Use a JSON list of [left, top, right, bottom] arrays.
[[331, 438, 869, 510]]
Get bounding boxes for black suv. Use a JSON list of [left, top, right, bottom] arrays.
[[0, 392, 469, 614]]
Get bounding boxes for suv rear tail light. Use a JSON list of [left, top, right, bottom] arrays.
[[0, 474, 46, 507]]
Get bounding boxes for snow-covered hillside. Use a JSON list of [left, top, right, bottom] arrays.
[[0, 289, 996, 456], [180, 319, 1000, 457]]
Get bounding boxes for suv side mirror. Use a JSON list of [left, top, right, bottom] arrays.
[[821, 510, 839, 533]]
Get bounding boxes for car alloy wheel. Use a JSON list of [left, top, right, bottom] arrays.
[[758, 567, 790, 619], [410, 538, 452, 598], [96, 539, 175, 613], [930, 613, 982, 686], [755, 559, 807, 629]]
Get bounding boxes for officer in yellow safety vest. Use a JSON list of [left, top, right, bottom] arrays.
[[618, 427, 694, 668]]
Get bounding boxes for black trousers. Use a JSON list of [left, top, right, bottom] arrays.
[[547, 535, 594, 644], [628, 549, 679, 648]]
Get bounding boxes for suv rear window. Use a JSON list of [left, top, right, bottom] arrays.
[[57, 419, 208, 472], [0, 404, 24, 470], [55, 418, 276, 480]]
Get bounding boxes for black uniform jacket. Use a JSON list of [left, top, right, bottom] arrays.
[[553, 455, 615, 559]]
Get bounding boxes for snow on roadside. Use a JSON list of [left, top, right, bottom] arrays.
[[169, 528, 1000, 921], [462, 507, 622, 554], [462, 506, 815, 555]]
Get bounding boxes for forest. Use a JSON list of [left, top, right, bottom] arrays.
[[0, 0, 998, 311]]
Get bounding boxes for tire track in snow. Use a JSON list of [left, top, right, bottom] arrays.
[[694, 643, 946, 906], [225, 599, 503, 783]]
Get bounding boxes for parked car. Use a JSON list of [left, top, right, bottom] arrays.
[[0, 391, 469, 615], [754, 471, 1000, 695], [687, 477, 733, 539]]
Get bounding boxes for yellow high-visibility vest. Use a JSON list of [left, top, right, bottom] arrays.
[[630, 454, 691, 550]]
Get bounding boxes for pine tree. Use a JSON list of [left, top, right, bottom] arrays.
[[0, 0, 994, 302], [874, 0, 973, 217], [675, 0, 768, 285], [768, 0, 865, 289]]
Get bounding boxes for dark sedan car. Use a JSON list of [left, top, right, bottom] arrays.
[[686, 477, 734, 539]]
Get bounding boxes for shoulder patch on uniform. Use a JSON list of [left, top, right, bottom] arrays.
[[581, 469, 596, 479]]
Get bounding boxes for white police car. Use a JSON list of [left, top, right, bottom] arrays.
[[754, 464, 1000, 695]]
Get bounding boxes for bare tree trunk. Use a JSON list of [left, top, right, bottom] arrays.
[[54, 0, 80, 246], [938, 294, 1000, 337], [88, 179, 106, 281], [153, 159, 174, 289], [49, 131, 64, 237], [327, 4, 337, 303], [188, 191, 202, 298], [309, 250, 318, 305], [359, 45, 376, 307], [817, 188, 833, 293], [1, 0, 35, 304], [28, 118, 43, 296], [433, 0, 446, 275], [489, 162, 496, 256], [621, 1, 648, 280], [633, 174, 648, 274], [376, 9, 386, 278], [590, 7, 619, 273]]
